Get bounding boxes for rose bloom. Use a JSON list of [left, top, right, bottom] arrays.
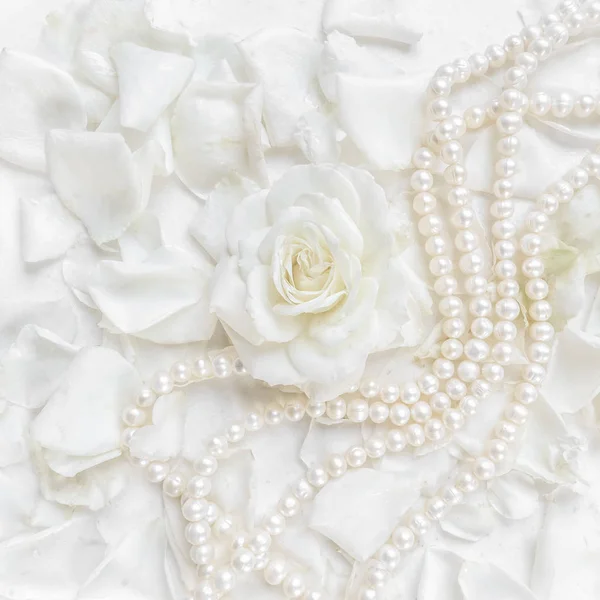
[[210, 164, 431, 401]]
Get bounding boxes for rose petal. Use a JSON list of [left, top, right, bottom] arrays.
[[46, 130, 152, 244], [172, 81, 263, 195], [440, 503, 496, 542], [2, 324, 79, 410], [488, 471, 539, 520], [88, 247, 217, 343], [294, 110, 341, 164], [20, 195, 82, 264], [336, 73, 427, 170], [0, 405, 30, 467], [238, 28, 322, 147], [0, 50, 86, 171], [0, 518, 105, 600], [309, 468, 419, 562], [417, 549, 463, 600], [118, 212, 163, 264], [459, 560, 538, 600], [32, 347, 141, 457], [111, 42, 194, 132], [322, 0, 422, 45]]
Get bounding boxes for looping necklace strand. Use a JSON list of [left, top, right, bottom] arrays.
[[119, 1, 600, 598]]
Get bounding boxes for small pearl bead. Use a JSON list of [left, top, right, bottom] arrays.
[[213, 515, 235, 538], [486, 439, 509, 463], [495, 239, 516, 259], [473, 457, 496, 481], [574, 94, 596, 118], [413, 192, 437, 215], [411, 401, 432, 423], [122, 405, 146, 427], [386, 428, 408, 452], [455, 230, 478, 252], [402, 381, 422, 403], [523, 257, 545, 278], [365, 435, 387, 458], [347, 397, 369, 423], [486, 44, 506, 67], [433, 358, 455, 379], [326, 454, 347, 478], [419, 214, 443, 236], [505, 402, 529, 425], [306, 402, 326, 418], [566, 166, 589, 189], [530, 322, 554, 343], [128, 455, 149, 468], [497, 112, 522, 135], [442, 409, 465, 431], [457, 360, 480, 383], [522, 363, 546, 385], [357, 587, 378, 600], [185, 520, 211, 545], [520, 233, 543, 256], [529, 300, 552, 321], [496, 298, 520, 320], [214, 567, 236, 594], [424, 418, 445, 441], [447, 186, 470, 206], [497, 278, 519, 298], [456, 471, 479, 493], [494, 320, 517, 342], [194, 456, 218, 477], [163, 472, 186, 497], [378, 544, 401, 571], [392, 525, 415, 550], [207, 436, 228, 458], [411, 169, 434, 191], [482, 363, 504, 383], [226, 422, 245, 444], [446, 378, 467, 401], [471, 317, 494, 339], [284, 400, 305, 422], [418, 372, 440, 395], [409, 513, 430, 537], [495, 420, 519, 443], [231, 547, 255, 573], [192, 357, 212, 378], [283, 573, 306, 599], [471, 379, 492, 399], [516, 51, 538, 73], [152, 371, 173, 396], [205, 502, 220, 524], [412, 147, 435, 169], [441, 338, 463, 360], [369, 401, 390, 424], [264, 512, 286, 536], [291, 478, 314, 501], [380, 384, 400, 404], [515, 382, 538, 404], [188, 476, 211, 499], [464, 339, 489, 362], [441, 140, 463, 163], [551, 92, 574, 118], [137, 386, 156, 408], [212, 355, 233, 378], [194, 580, 216, 600], [528, 342, 552, 364], [360, 380, 380, 399], [390, 402, 411, 426], [279, 494, 300, 518], [469, 53, 489, 76], [307, 466, 329, 488], [171, 361, 191, 384], [425, 236, 446, 256], [525, 278, 549, 300], [441, 485, 464, 506], [326, 398, 346, 420], [581, 153, 600, 176], [425, 497, 447, 520], [443, 317, 465, 339], [346, 445, 367, 468], [428, 97, 452, 120], [429, 255, 453, 276], [465, 275, 487, 296], [366, 561, 389, 588], [430, 392, 451, 412], [451, 206, 475, 229], [406, 424, 425, 447], [459, 395, 478, 416], [497, 135, 520, 156], [492, 341, 514, 365], [182, 498, 208, 522], [245, 410, 264, 431], [264, 403, 284, 425], [264, 554, 288, 585], [147, 461, 170, 483]]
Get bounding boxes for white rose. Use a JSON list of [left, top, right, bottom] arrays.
[[210, 165, 431, 401]]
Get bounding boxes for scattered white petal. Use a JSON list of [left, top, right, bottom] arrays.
[[238, 28, 322, 147], [172, 81, 265, 195], [300, 420, 363, 467], [0, 518, 105, 600], [3, 324, 78, 410], [111, 42, 194, 132], [417, 548, 463, 600], [46, 130, 153, 244], [488, 471, 539, 520], [87, 247, 217, 343], [309, 468, 419, 561], [440, 503, 495, 542], [0, 405, 30, 467], [459, 560, 538, 600], [32, 346, 140, 458], [0, 50, 86, 171], [336, 74, 426, 170], [294, 110, 341, 164], [20, 195, 82, 264], [118, 212, 163, 264], [323, 0, 422, 45]]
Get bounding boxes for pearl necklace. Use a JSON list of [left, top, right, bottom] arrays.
[[119, 1, 600, 598]]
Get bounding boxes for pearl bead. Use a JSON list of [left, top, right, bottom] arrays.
[[441, 338, 463, 360], [279, 494, 301, 518], [451, 206, 475, 229], [456, 471, 479, 493], [366, 561, 389, 588], [497, 135, 520, 156], [264, 554, 288, 585], [447, 186, 470, 206], [515, 51, 538, 73], [413, 192, 437, 215], [380, 384, 400, 404], [473, 457, 496, 481], [551, 92, 574, 118], [346, 445, 368, 468], [494, 321, 517, 342], [182, 498, 208, 522], [425, 497, 447, 521], [392, 525, 415, 551], [464, 339, 489, 362], [357, 587, 378, 600], [469, 53, 489, 76], [409, 513, 430, 537], [497, 278, 519, 298], [441, 140, 463, 163], [442, 408, 465, 431], [496, 298, 520, 321], [326, 398, 346, 420], [446, 378, 467, 400], [505, 402, 529, 425], [581, 153, 600, 176], [306, 466, 329, 488], [495, 156, 518, 177], [326, 453, 347, 478], [411, 169, 434, 191], [528, 341, 552, 363], [492, 219, 517, 240], [574, 94, 596, 118], [137, 386, 156, 408], [443, 317, 465, 339], [424, 418, 445, 441], [492, 342, 514, 365], [284, 400, 305, 422], [430, 392, 451, 412], [360, 380, 380, 399], [152, 371, 173, 396], [291, 478, 314, 501], [411, 401, 432, 423], [495, 239, 516, 259], [486, 439, 509, 463], [390, 402, 411, 426], [213, 515, 234, 538], [194, 580, 216, 600], [528, 321, 554, 342], [459, 252, 484, 275], [495, 420, 519, 443], [226, 422, 245, 444], [459, 395, 478, 416], [504, 66, 527, 89], [306, 402, 326, 418], [522, 257, 545, 278], [497, 112, 523, 135], [471, 317, 494, 339], [406, 423, 426, 447], [264, 403, 284, 425], [515, 382, 538, 404], [231, 547, 255, 573], [386, 428, 408, 452], [529, 300, 552, 321], [185, 520, 211, 545], [457, 360, 480, 383], [566, 166, 589, 189], [429, 76, 452, 97], [188, 476, 211, 499], [471, 379, 492, 399], [428, 97, 452, 120], [163, 472, 186, 497], [465, 275, 487, 295], [264, 512, 286, 535], [485, 44, 506, 67], [245, 410, 264, 432], [520, 233, 543, 257], [369, 401, 390, 424], [378, 544, 401, 571], [194, 456, 218, 477], [419, 214, 443, 236], [525, 278, 549, 301], [191, 357, 212, 378], [504, 34, 524, 57], [122, 405, 146, 427], [147, 461, 170, 483], [214, 567, 236, 594], [494, 259, 517, 279], [482, 363, 504, 383], [434, 275, 459, 296], [455, 229, 478, 252], [128, 455, 149, 468], [170, 361, 191, 384], [205, 502, 220, 524], [491, 199, 514, 219], [283, 573, 306, 598], [425, 236, 446, 256], [441, 485, 464, 506], [207, 436, 228, 458], [347, 397, 369, 422], [417, 373, 439, 395], [402, 381, 422, 403], [433, 358, 455, 379], [429, 255, 453, 276], [365, 435, 387, 458], [412, 147, 435, 169]]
